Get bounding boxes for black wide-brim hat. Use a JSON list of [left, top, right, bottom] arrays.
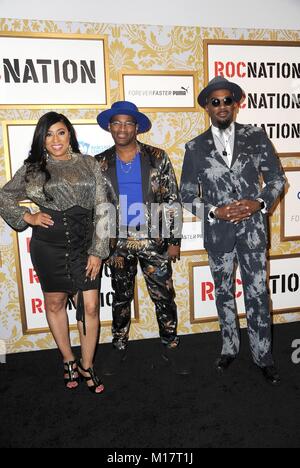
[[97, 101, 151, 134], [198, 76, 243, 108]]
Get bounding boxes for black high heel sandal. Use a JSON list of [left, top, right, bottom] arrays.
[[64, 360, 80, 389], [77, 360, 104, 394]]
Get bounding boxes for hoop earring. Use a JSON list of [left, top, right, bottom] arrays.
[[43, 148, 49, 162], [67, 145, 73, 160]]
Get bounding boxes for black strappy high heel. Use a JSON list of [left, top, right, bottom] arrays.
[[63, 360, 80, 389], [77, 360, 104, 394]]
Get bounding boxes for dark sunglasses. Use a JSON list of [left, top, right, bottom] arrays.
[[209, 96, 234, 107]]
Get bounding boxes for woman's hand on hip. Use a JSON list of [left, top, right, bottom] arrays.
[[23, 211, 54, 228]]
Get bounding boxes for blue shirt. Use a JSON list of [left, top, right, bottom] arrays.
[[116, 153, 145, 228]]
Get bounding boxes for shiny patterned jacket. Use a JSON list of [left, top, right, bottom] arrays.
[[0, 154, 110, 259], [180, 123, 286, 253], [95, 141, 182, 252]]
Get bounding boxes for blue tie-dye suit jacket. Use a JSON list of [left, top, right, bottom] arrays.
[[180, 122, 286, 253]]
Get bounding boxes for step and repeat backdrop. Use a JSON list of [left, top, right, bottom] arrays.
[[0, 20, 299, 353]]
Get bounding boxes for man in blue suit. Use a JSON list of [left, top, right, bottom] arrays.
[[180, 77, 286, 385]]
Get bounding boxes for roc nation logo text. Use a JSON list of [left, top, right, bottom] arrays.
[[2, 58, 96, 84]]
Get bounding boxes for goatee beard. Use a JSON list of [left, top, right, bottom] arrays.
[[217, 119, 232, 130]]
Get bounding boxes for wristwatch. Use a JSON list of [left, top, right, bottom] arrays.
[[209, 208, 217, 219], [257, 199, 266, 211]]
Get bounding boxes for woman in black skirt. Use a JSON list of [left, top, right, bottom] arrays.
[[0, 112, 110, 394]]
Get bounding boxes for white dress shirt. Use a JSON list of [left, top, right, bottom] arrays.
[[211, 122, 235, 167]]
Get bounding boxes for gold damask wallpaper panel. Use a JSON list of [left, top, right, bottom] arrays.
[[0, 18, 299, 353]]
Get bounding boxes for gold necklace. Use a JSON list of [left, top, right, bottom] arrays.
[[116, 154, 136, 173], [116, 146, 139, 173]]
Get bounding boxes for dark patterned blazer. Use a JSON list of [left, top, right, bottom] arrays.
[[180, 123, 286, 253], [95, 141, 182, 252]]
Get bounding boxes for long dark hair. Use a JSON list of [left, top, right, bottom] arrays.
[[24, 112, 81, 201]]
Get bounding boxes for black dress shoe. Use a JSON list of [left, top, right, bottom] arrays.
[[215, 355, 236, 373], [260, 365, 281, 386], [161, 344, 191, 375], [102, 347, 127, 376]]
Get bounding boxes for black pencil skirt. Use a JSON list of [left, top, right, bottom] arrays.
[[30, 206, 99, 332]]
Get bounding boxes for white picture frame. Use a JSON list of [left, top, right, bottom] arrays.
[[120, 71, 198, 112], [281, 167, 300, 241], [189, 254, 300, 323], [204, 39, 300, 156], [0, 32, 110, 109]]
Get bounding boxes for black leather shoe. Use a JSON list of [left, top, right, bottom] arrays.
[[215, 355, 236, 373], [260, 365, 281, 386], [161, 344, 191, 375], [102, 347, 127, 376]]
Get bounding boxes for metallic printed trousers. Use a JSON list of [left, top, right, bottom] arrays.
[[108, 239, 179, 350], [208, 247, 274, 367]]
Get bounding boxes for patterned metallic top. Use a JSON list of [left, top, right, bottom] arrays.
[[0, 153, 110, 259]]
